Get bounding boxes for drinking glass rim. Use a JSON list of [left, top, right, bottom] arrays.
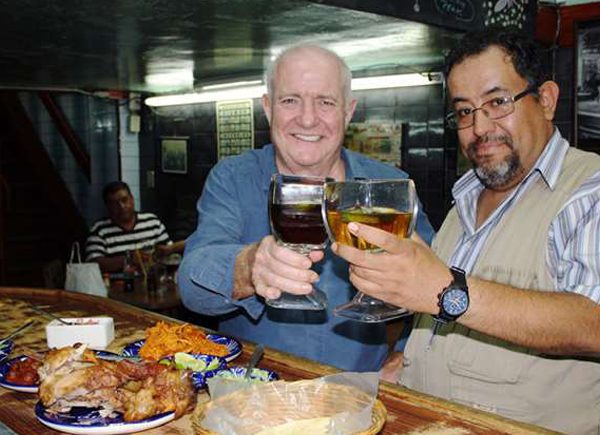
[[323, 178, 415, 186], [273, 173, 334, 183]]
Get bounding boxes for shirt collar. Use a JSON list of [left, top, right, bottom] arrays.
[[263, 144, 355, 183], [452, 128, 568, 200], [260, 144, 277, 193]]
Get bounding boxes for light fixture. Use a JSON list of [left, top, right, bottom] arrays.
[[144, 72, 441, 107], [144, 84, 267, 107], [351, 73, 440, 91]]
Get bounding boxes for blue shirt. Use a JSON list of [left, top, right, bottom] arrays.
[[178, 145, 435, 371]]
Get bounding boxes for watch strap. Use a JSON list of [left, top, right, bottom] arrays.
[[449, 266, 466, 287]]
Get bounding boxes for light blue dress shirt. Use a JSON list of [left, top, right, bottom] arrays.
[[448, 129, 600, 303], [178, 144, 434, 371]]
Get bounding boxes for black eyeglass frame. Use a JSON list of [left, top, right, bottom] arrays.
[[445, 86, 539, 130]]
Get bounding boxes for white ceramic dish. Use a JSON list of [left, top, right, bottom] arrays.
[[46, 317, 115, 350]]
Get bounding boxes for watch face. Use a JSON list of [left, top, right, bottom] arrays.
[[442, 288, 469, 316]]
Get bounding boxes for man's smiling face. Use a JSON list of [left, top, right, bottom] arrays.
[[448, 45, 555, 191], [262, 47, 356, 177]]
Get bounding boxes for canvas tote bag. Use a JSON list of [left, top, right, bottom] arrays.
[[64, 242, 108, 297]]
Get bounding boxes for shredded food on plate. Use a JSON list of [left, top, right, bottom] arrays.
[[139, 321, 229, 360]]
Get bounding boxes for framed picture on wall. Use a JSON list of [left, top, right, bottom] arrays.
[[161, 137, 188, 174], [574, 19, 600, 148], [344, 122, 403, 166]]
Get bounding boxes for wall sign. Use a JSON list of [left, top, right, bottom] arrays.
[[313, 0, 537, 33], [216, 99, 254, 160], [434, 0, 475, 22]]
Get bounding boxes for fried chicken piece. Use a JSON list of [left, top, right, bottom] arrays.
[[38, 344, 196, 421], [124, 368, 196, 420], [39, 345, 126, 410]]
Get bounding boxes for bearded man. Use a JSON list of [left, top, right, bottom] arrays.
[[333, 28, 600, 434]]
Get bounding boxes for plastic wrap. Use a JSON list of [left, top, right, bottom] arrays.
[[200, 372, 379, 434]]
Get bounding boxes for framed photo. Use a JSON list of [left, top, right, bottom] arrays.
[[161, 137, 188, 174], [574, 19, 600, 148], [345, 122, 403, 166]]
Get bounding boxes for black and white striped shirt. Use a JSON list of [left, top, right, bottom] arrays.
[[85, 212, 171, 260]]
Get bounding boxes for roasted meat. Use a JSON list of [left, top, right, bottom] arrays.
[[5, 356, 42, 385], [38, 344, 196, 421]]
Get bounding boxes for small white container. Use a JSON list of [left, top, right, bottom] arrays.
[[45, 317, 115, 350]]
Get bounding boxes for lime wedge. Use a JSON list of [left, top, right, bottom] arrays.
[[174, 352, 207, 371]]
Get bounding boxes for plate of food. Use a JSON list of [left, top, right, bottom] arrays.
[[0, 350, 120, 393], [121, 322, 242, 362], [35, 344, 196, 434], [35, 402, 175, 435]]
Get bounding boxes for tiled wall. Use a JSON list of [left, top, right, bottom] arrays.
[[141, 83, 456, 240], [19, 92, 120, 226]]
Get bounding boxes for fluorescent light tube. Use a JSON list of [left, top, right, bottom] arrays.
[[145, 73, 440, 107], [145, 84, 266, 107], [351, 73, 440, 90]]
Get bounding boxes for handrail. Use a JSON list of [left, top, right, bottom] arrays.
[[38, 91, 91, 181]]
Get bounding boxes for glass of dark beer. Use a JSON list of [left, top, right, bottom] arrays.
[[323, 179, 418, 322], [267, 173, 331, 310]]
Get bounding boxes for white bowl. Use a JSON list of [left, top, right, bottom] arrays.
[[45, 317, 114, 350]]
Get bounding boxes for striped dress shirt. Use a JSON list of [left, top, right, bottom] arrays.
[[85, 212, 171, 260], [448, 129, 600, 303]]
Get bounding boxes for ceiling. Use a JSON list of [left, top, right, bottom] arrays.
[[0, 0, 462, 96]]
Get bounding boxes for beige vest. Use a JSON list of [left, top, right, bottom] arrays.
[[400, 147, 600, 434]]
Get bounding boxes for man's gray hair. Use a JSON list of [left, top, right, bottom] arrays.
[[264, 44, 352, 106]]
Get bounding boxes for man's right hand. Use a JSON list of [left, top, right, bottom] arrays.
[[234, 236, 323, 301]]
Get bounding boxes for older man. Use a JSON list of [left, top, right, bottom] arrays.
[[333, 28, 600, 434], [178, 44, 434, 371]]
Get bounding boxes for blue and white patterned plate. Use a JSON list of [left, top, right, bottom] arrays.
[[121, 334, 242, 362], [212, 366, 279, 383], [0, 339, 13, 362], [0, 355, 39, 393], [35, 402, 174, 435], [0, 350, 119, 394], [180, 354, 228, 389]]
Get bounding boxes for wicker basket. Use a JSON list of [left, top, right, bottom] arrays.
[[192, 379, 387, 434]]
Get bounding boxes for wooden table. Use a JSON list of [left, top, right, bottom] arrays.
[[0, 287, 559, 435], [108, 275, 183, 317]]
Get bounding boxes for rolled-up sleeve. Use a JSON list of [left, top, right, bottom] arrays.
[[178, 159, 267, 320]]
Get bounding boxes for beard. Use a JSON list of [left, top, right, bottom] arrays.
[[467, 135, 523, 190]]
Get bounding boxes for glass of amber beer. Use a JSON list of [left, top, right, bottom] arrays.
[[323, 179, 418, 322], [267, 174, 331, 310]]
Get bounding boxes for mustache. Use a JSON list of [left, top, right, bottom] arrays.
[[468, 134, 513, 153]]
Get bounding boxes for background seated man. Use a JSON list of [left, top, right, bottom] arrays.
[[85, 181, 184, 273]]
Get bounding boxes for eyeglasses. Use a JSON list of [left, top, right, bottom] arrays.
[[446, 86, 538, 130]]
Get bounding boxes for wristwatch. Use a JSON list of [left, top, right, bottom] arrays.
[[434, 266, 469, 323]]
